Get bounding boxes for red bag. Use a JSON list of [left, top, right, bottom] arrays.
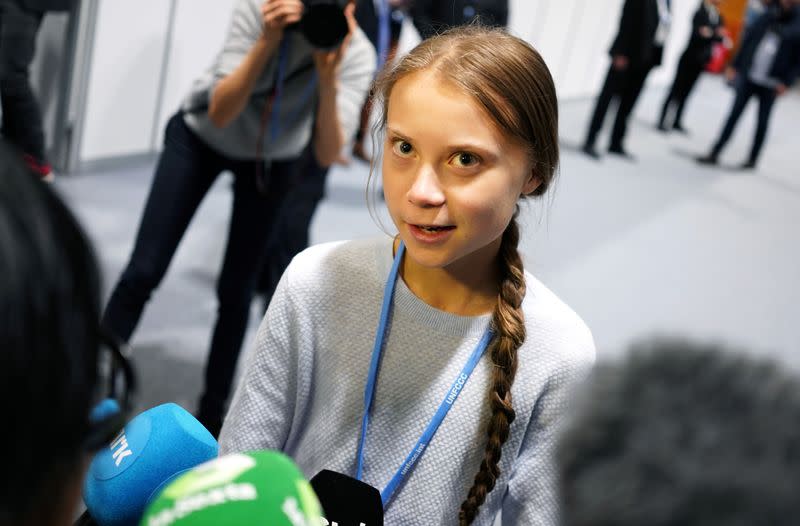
[[706, 42, 730, 73]]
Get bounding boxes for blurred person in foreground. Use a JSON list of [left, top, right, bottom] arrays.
[[696, 0, 800, 170], [582, 0, 672, 161], [0, 138, 124, 525], [558, 338, 800, 526], [658, 0, 731, 134], [0, 0, 75, 181], [101, 0, 375, 437]]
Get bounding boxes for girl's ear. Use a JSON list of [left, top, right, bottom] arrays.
[[521, 168, 542, 196]]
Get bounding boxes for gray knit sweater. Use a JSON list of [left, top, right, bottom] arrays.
[[220, 237, 595, 525], [181, 0, 376, 160]]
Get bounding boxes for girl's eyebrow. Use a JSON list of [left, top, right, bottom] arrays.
[[386, 127, 412, 141]]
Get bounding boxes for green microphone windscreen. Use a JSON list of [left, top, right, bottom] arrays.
[[140, 450, 322, 526]]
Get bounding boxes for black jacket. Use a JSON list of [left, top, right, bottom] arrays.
[[411, 0, 508, 40], [609, 0, 665, 68], [20, 0, 74, 12], [680, 1, 725, 66], [733, 5, 800, 87]]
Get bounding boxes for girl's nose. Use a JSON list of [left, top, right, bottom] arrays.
[[407, 165, 445, 208]]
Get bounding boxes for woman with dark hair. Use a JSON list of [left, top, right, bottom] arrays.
[[0, 139, 124, 525]]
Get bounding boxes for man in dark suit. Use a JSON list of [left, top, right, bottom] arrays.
[[697, 0, 800, 170], [410, 0, 508, 40], [583, 0, 671, 160], [658, 0, 728, 133], [0, 0, 74, 181]]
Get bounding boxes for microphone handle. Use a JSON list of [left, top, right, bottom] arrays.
[[74, 509, 97, 526]]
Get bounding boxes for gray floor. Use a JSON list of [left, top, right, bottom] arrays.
[[55, 75, 800, 414]]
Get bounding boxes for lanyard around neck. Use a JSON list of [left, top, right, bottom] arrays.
[[355, 240, 493, 507]]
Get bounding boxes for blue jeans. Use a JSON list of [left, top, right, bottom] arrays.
[[0, 0, 46, 163], [102, 112, 296, 427], [257, 144, 329, 310]]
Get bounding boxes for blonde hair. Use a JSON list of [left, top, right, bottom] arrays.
[[371, 26, 559, 524]]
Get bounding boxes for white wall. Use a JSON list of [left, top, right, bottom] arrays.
[[79, 0, 235, 163], [80, 0, 171, 161], [508, 0, 696, 99], [153, 0, 238, 150], [77, 0, 699, 164]]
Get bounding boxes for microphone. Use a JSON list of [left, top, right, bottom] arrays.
[[310, 470, 384, 526], [140, 450, 323, 525], [90, 398, 121, 422], [82, 403, 218, 526]]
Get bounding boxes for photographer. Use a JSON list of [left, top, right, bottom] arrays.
[[102, 0, 375, 437]]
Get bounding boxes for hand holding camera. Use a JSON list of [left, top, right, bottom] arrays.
[[260, 0, 304, 43], [313, 1, 356, 83]]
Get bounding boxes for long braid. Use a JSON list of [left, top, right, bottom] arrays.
[[459, 218, 527, 525]]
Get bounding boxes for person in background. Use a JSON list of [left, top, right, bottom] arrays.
[[558, 338, 800, 526], [255, 143, 326, 312], [582, 0, 671, 161], [658, 0, 730, 134], [352, 0, 405, 161], [220, 26, 595, 525], [0, 0, 74, 181], [256, 0, 403, 311], [102, 0, 375, 437], [696, 0, 800, 170], [746, 0, 774, 28], [410, 0, 508, 39], [0, 138, 107, 525]]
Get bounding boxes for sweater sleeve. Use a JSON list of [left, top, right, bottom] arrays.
[[218, 268, 308, 454], [212, 0, 265, 80], [501, 334, 595, 525]]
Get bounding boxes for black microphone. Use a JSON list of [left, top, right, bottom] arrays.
[[74, 509, 97, 526], [310, 470, 384, 526]]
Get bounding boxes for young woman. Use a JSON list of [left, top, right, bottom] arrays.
[[219, 26, 595, 525]]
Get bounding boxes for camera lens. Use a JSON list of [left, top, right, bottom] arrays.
[[301, 3, 349, 49]]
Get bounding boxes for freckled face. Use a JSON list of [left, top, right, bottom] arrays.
[[382, 70, 540, 272]]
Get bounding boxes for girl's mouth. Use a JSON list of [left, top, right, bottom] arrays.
[[417, 225, 455, 232]]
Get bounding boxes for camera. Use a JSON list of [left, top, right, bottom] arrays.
[[288, 0, 350, 50]]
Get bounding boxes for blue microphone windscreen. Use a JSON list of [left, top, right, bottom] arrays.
[[84, 403, 218, 526], [90, 398, 121, 423]]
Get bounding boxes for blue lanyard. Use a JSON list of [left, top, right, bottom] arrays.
[[376, 0, 391, 68], [268, 38, 319, 144], [355, 241, 493, 507]]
